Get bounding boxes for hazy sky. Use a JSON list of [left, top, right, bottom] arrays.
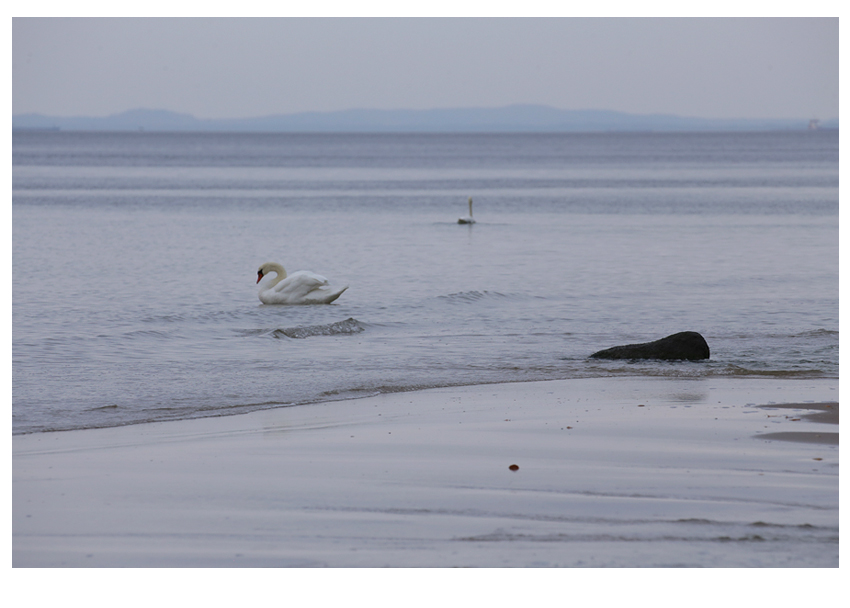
[[12, 17, 839, 120]]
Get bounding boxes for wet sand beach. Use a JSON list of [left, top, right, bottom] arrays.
[[13, 377, 838, 568], [756, 402, 838, 444]]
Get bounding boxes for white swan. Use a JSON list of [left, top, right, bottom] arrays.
[[458, 196, 476, 224], [256, 262, 348, 305]]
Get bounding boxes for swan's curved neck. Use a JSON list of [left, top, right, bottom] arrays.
[[261, 263, 287, 287]]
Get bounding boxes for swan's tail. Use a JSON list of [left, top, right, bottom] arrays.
[[320, 285, 348, 304]]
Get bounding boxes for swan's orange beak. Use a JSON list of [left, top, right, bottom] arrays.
[[256, 270, 263, 284]]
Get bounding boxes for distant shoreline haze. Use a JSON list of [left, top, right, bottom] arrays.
[[11, 105, 838, 133]]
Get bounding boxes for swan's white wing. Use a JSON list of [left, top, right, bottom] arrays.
[[273, 270, 327, 291], [273, 271, 328, 298], [259, 269, 346, 305]]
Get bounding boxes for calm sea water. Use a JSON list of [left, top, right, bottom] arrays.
[[12, 131, 838, 434]]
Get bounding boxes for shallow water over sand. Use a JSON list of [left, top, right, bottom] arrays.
[[12, 131, 838, 433]]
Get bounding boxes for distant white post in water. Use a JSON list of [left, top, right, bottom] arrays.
[[458, 197, 476, 224]]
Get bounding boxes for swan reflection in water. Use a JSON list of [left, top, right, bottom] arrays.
[[458, 197, 476, 224], [256, 262, 348, 305]]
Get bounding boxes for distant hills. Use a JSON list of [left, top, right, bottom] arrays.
[[12, 105, 838, 133]]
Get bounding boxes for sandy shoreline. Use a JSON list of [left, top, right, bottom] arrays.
[[13, 376, 838, 567]]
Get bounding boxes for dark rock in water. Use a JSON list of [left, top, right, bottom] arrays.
[[590, 331, 710, 361]]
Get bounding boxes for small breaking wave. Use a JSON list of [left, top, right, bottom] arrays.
[[251, 317, 366, 339], [718, 365, 828, 378], [122, 329, 173, 340], [237, 317, 365, 339], [438, 290, 511, 304], [576, 358, 833, 380], [792, 328, 838, 338]]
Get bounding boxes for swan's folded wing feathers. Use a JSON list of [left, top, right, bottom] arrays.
[[273, 271, 326, 291], [272, 271, 332, 302]]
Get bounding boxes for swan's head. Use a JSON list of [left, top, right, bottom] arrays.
[[257, 262, 285, 284]]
